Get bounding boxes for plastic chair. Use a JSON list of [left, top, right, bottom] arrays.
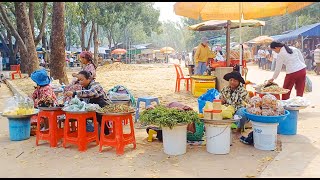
[[135, 96, 160, 122], [174, 64, 191, 92], [63, 111, 99, 152], [36, 110, 65, 147], [99, 113, 136, 155], [11, 64, 22, 80]]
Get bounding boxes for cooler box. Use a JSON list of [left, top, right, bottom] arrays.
[[191, 75, 216, 97]]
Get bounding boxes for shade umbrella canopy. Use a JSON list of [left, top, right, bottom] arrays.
[[247, 36, 274, 44], [189, 19, 265, 31], [233, 44, 249, 49], [160, 47, 175, 54], [174, 2, 314, 20], [111, 48, 127, 55]]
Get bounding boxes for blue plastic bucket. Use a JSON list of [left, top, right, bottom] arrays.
[[277, 109, 298, 135], [8, 118, 31, 141]]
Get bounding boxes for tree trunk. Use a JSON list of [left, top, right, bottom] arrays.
[[50, 2, 68, 85], [80, 19, 88, 51], [15, 2, 39, 75], [86, 21, 94, 51], [34, 2, 48, 46], [93, 22, 98, 65], [28, 2, 35, 37]]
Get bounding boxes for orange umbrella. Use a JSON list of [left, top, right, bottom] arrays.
[[160, 47, 175, 54], [111, 48, 127, 55]]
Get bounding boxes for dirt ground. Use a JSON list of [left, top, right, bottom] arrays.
[[0, 60, 305, 178]]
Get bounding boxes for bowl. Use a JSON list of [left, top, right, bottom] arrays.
[[243, 109, 290, 123]]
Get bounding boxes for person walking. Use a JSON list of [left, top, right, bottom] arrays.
[[314, 44, 320, 75], [194, 37, 216, 75], [268, 41, 307, 100], [270, 50, 278, 71]]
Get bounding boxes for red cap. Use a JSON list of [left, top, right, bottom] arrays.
[[213, 99, 221, 102]]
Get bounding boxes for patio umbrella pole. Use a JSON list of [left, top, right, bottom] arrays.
[[239, 2, 243, 74], [226, 20, 231, 66]]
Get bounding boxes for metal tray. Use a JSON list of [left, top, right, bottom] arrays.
[[38, 106, 63, 111], [284, 105, 308, 111], [97, 111, 135, 116], [0, 110, 39, 119]]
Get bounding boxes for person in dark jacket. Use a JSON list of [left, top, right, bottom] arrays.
[[65, 70, 112, 134]]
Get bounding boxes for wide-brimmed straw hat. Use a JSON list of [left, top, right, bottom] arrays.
[[30, 69, 51, 86], [223, 71, 245, 84]]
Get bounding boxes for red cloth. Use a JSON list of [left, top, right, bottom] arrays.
[[282, 68, 306, 100]]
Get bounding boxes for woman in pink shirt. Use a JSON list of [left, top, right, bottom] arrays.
[[268, 41, 306, 100]]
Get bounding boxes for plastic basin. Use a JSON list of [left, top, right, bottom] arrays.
[[243, 109, 290, 123]]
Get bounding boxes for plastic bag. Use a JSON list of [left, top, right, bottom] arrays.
[[304, 76, 312, 93], [197, 88, 220, 113]]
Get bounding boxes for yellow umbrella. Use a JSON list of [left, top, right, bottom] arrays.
[[160, 47, 175, 54], [174, 2, 314, 70], [247, 35, 274, 44], [174, 2, 314, 21]]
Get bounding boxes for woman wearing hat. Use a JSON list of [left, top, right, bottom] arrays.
[[220, 71, 249, 136], [64, 51, 97, 102], [31, 69, 57, 131], [31, 69, 57, 108]]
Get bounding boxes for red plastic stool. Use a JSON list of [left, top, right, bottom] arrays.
[[63, 111, 99, 152], [36, 109, 65, 147], [99, 113, 136, 155]]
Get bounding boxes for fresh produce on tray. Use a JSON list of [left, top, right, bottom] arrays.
[[246, 94, 285, 116], [62, 97, 101, 112], [2, 96, 36, 116], [98, 104, 135, 114]]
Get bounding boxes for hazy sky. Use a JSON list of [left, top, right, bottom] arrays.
[[153, 2, 182, 22]]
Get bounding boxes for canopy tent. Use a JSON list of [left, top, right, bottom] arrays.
[[89, 47, 109, 54], [189, 19, 265, 31], [270, 22, 320, 42]]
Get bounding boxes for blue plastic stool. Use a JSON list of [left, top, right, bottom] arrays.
[[135, 96, 160, 122], [277, 109, 298, 135]]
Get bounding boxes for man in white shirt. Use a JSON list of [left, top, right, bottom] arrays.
[[258, 46, 269, 70], [314, 44, 320, 75], [271, 51, 278, 71], [69, 57, 74, 67]]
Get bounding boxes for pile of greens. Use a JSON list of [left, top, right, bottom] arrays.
[[139, 105, 200, 129]]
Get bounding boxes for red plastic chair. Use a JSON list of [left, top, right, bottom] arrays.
[[11, 64, 22, 80], [99, 113, 136, 155], [63, 111, 99, 152], [36, 110, 65, 147], [174, 64, 191, 92]]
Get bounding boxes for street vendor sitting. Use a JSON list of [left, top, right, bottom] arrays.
[[31, 69, 58, 131], [64, 70, 112, 135], [63, 51, 97, 102], [220, 71, 249, 137]]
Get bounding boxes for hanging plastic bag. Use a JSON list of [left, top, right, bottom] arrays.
[[304, 76, 312, 93]]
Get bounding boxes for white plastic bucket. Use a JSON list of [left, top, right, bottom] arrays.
[[205, 123, 231, 154], [252, 121, 278, 151], [162, 124, 187, 156]]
